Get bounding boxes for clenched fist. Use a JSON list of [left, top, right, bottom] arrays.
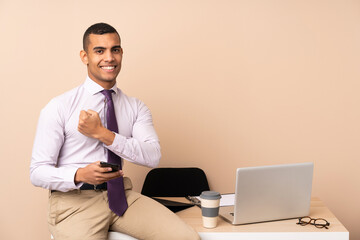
[[78, 109, 115, 145], [78, 110, 103, 138]]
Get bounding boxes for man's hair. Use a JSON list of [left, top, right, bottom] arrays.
[[83, 23, 120, 51]]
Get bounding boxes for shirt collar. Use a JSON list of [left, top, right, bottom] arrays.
[[84, 76, 119, 95]]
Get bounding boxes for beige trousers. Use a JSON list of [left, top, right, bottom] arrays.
[[48, 177, 199, 240]]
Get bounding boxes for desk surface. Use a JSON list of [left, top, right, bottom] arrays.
[[164, 197, 349, 240]]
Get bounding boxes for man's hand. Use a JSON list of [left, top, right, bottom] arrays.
[[74, 161, 124, 185], [78, 109, 115, 145], [78, 110, 103, 138]]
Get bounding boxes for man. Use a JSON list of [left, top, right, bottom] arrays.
[[30, 23, 199, 240]]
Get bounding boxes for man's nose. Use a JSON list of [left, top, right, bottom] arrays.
[[104, 51, 114, 62]]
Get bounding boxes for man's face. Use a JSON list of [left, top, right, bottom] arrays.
[[80, 33, 122, 88]]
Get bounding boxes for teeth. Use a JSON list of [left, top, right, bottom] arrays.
[[102, 66, 115, 70]]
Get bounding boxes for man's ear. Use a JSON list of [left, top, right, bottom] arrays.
[[80, 50, 88, 65]]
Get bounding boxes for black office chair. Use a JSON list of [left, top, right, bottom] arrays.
[[141, 167, 210, 212]]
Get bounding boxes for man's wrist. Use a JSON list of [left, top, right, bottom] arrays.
[[96, 127, 115, 146], [74, 168, 84, 184]]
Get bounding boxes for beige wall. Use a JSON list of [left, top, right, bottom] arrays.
[[1, 0, 359, 239]]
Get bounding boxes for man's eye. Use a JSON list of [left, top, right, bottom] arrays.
[[96, 50, 103, 54], [113, 49, 120, 53]]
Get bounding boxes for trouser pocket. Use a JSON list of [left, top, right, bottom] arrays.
[[48, 192, 59, 226]]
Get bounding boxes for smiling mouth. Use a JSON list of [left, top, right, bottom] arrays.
[[100, 66, 116, 71]]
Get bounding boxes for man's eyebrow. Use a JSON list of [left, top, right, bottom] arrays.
[[93, 46, 106, 51], [92, 45, 121, 51]]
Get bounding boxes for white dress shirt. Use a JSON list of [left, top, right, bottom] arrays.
[[30, 77, 161, 192]]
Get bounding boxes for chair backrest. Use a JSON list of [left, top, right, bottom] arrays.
[[141, 167, 210, 197]]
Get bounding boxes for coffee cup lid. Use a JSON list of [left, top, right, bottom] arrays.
[[200, 191, 221, 200]]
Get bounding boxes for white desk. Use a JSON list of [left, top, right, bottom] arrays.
[[172, 197, 349, 240]]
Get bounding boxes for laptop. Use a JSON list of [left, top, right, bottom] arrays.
[[219, 162, 314, 225]]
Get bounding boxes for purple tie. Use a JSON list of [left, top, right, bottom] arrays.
[[102, 89, 128, 216]]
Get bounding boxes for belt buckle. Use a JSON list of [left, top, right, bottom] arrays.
[[93, 185, 101, 192]]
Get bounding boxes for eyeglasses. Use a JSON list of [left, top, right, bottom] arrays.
[[296, 216, 330, 229], [185, 196, 201, 206]]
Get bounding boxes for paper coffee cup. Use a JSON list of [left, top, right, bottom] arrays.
[[200, 191, 221, 228]]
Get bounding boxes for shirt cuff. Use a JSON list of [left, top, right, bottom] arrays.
[[105, 133, 127, 155], [63, 166, 83, 190], [47, 166, 82, 192]]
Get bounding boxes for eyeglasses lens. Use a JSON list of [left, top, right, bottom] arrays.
[[299, 217, 311, 226], [314, 219, 329, 228]]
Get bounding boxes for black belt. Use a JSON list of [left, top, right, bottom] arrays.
[[80, 182, 107, 190], [51, 182, 107, 193]]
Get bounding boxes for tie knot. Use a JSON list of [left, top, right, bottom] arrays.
[[101, 89, 114, 102]]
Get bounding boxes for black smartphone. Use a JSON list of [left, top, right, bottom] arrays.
[[100, 161, 120, 172]]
